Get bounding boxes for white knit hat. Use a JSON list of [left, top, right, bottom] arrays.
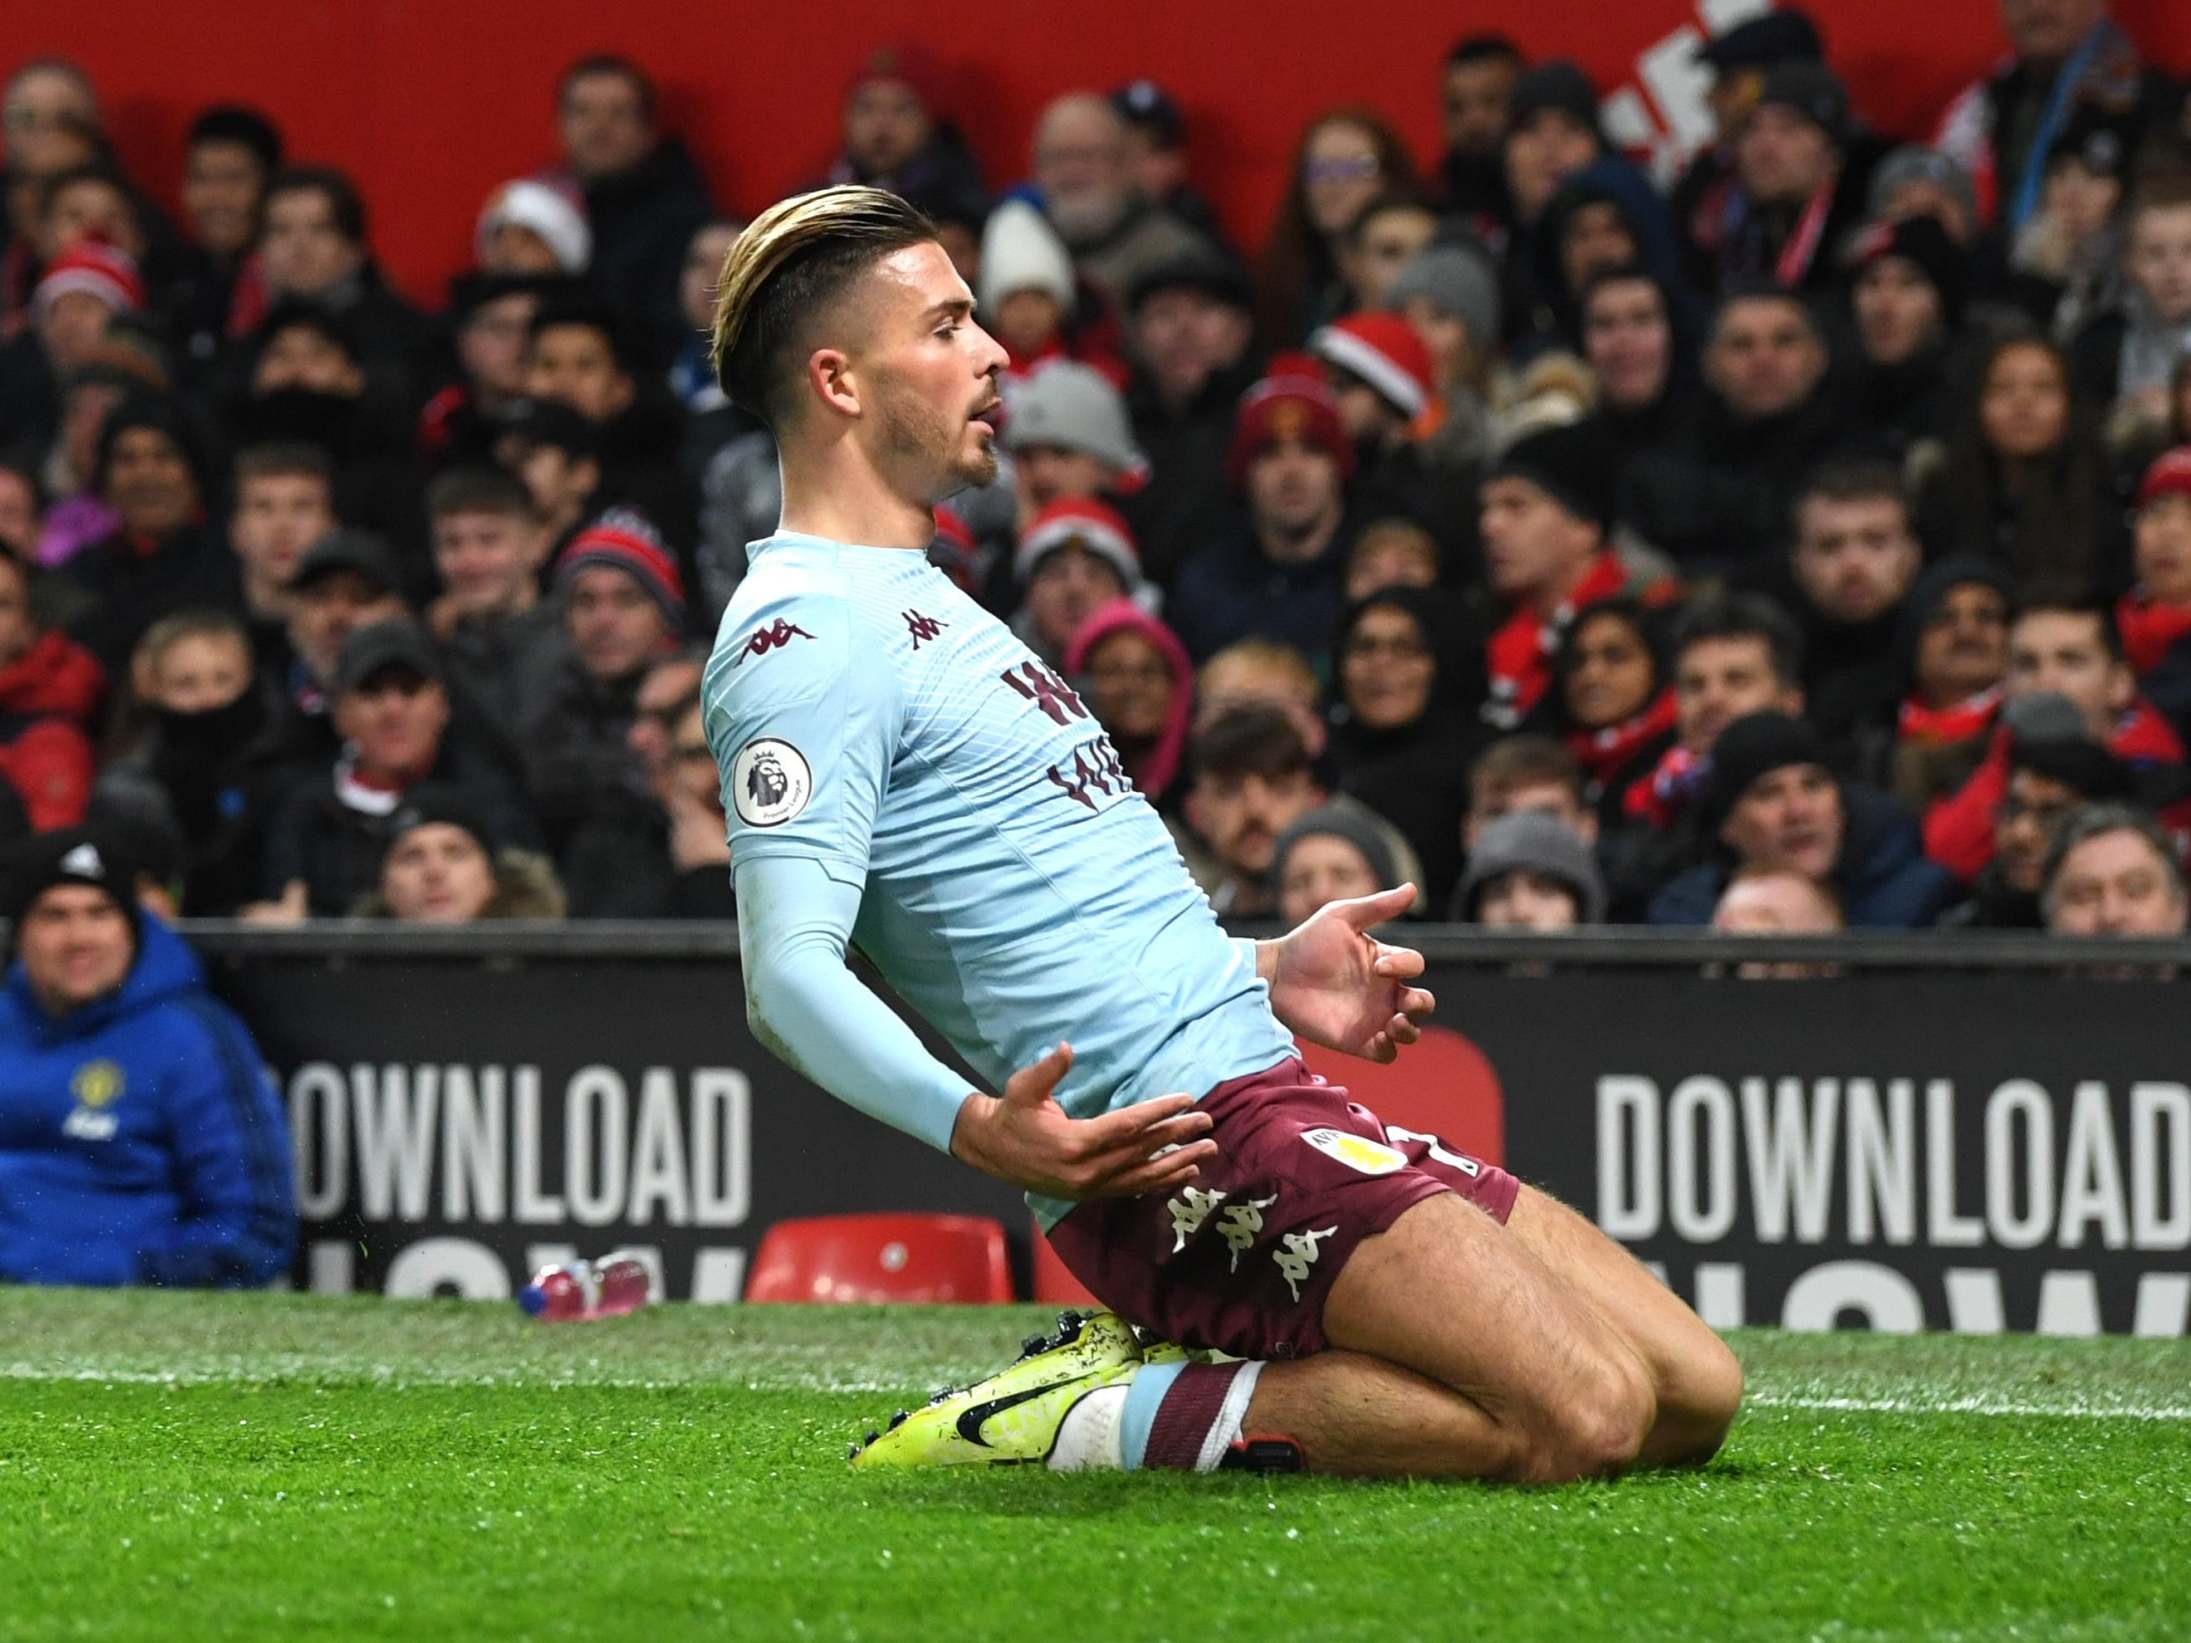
[[978, 198, 1075, 316], [477, 179, 591, 273]]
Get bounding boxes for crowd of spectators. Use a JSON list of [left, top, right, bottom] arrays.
[[2, 11, 2190, 949]]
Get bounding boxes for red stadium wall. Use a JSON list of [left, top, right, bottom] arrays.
[[10, 0, 2189, 307]]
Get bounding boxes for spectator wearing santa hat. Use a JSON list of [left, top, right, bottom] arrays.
[[475, 179, 591, 275], [2120, 448, 2191, 743], [1170, 360, 1362, 666], [1009, 497, 1149, 668], [1309, 308, 1460, 527], [31, 238, 144, 377]]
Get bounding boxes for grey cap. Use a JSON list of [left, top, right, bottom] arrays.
[[332, 620, 443, 697], [2002, 690, 2089, 746], [1003, 361, 1147, 477], [1385, 244, 1501, 353], [1457, 811, 1607, 924], [1867, 145, 1977, 227]]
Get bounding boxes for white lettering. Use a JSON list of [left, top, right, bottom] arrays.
[[566, 1066, 628, 1227], [626, 1071, 691, 1226], [290, 1063, 349, 1219], [1926, 1080, 1984, 1247], [1597, 1077, 1659, 1238], [354, 1066, 438, 1221], [307, 1239, 354, 1295], [1693, 1262, 1747, 1329], [512, 1066, 563, 1223], [690, 1248, 748, 1303], [1667, 1077, 1735, 1242], [1846, 1078, 1915, 1245], [692, 1069, 751, 1227], [1782, 1261, 1923, 1332], [385, 1236, 509, 1299], [1942, 1267, 2005, 1333], [2131, 1083, 2190, 1248], [1986, 1080, 2054, 1249], [2133, 1274, 2190, 1337], [2057, 1083, 2128, 1250], [2034, 1271, 2101, 1337], [1741, 1075, 1837, 1243], [441, 1066, 506, 1224]]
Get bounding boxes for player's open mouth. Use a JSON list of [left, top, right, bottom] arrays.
[[968, 399, 1001, 429]]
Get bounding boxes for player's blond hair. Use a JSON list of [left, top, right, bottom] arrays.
[[708, 185, 937, 426]]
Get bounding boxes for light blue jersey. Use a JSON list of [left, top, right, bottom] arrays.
[[704, 531, 1294, 1216]]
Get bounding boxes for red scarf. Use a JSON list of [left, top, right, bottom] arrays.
[[1486, 553, 1628, 727], [1898, 686, 2001, 746], [2115, 589, 2191, 678], [1568, 690, 1676, 787], [2113, 697, 2185, 764], [1623, 741, 1706, 829], [1774, 185, 1834, 288]]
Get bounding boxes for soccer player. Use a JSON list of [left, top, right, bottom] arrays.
[[705, 187, 1741, 1483]]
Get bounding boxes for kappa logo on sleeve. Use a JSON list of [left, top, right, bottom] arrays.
[[733, 618, 815, 665], [731, 739, 814, 827], [1300, 1127, 1406, 1176]]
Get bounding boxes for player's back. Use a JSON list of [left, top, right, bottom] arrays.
[[705, 532, 1293, 1182]]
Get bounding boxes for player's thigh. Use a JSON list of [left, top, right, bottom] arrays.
[[1319, 1190, 1655, 1465], [1504, 1184, 1743, 1427]]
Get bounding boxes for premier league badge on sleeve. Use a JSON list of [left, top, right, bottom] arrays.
[[732, 738, 814, 827]]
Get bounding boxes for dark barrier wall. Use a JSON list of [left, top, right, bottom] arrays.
[[205, 929, 2190, 1336]]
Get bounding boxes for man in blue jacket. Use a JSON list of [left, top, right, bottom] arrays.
[[0, 829, 293, 1286], [1648, 710, 1959, 929]]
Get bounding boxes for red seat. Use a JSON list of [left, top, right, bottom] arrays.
[[744, 1213, 1015, 1303], [1029, 1218, 1101, 1306]]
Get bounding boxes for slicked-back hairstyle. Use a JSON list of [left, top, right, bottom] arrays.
[[709, 185, 939, 429]]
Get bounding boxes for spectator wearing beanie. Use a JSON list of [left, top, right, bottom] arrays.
[[1002, 360, 1148, 526], [1868, 145, 1981, 248], [821, 43, 987, 209], [172, 104, 283, 386], [1481, 419, 1671, 732], [2005, 105, 2139, 345], [982, 200, 1118, 390], [1171, 361, 1360, 665], [1847, 215, 1967, 452], [1064, 596, 1194, 813], [1890, 557, 2014, 813], [0, 827, 293, 1287], [251, 620, 538, 921], [1670, 8, 1823, 289], [1456, 809, 1608, 929], [1714, 61, 1871, 296], [1010, 497, 1148, 668], [1939, 731, 2135, 930], [60, 398, 234, 676], [1120, 247, 1263, 588], [1649, 709, 1958, 927], [353, 784, 567, 922], [2120, 449, 2191, 740], [1387, 243, 1501, 474], [476, 179, 592, 276], [1530, 159, 1691, 353], [1271, 803, 1404, 928], [0, 548, 103, 830], [524, 508, 686, 917], [1328, 587, 1488, 909]]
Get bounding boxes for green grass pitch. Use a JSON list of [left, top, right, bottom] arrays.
[[2, 1291, 2187, 1642]]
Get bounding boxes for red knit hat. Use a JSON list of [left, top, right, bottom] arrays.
[[33, 238, 146, 321], [1013, 497, 1141, 587], [1310, 312, 1435, 419], [556, 507, 687, 627], [1226, 358, 1354, 488], [2138, 446, 2191, 510], [845, 43, 950, 114], [929, 504, 980, 593]]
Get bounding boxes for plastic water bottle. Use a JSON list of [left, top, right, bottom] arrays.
[[516, 1252, 653, 1322]]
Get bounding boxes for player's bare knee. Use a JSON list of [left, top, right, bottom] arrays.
[[1524, 1358, 1655, 1483], [1671, 1334, 1745, 1461]]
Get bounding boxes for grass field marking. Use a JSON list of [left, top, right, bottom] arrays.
[[1746, 1391, 2191, 1421]]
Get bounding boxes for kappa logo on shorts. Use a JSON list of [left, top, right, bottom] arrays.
[[1301, 1127, 1406, 1176], [1167, 1184, 1228, 1253], [1214, 1193, 1277, 1271], [1273, 1226, 1338, 1303], [731, 738, 813, 828]]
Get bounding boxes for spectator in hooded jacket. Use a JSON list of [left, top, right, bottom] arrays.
[[0, 827, 292, 1287], [1890, 557, 2015, 813], [0, 545, 102, 829], [1064, 597, 1194, 814], [553, 55, 715, 370], [1846, 215, 1967, 454], [1650, 709, 1959, 927], [1552, 594, 1677, 832]]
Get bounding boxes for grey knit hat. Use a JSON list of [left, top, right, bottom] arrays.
[[1456, 811, 1607, 924], [1003, 361, 1147, 478], [1385, 245, 1501, 353], [1866, 145, 1978, 229], [1271, 805, 1402, 901]]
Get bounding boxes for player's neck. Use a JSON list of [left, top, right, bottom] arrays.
[[777, 443, 933, 551]]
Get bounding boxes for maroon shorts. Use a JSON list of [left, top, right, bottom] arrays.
[[1045, 1057, 1519, 1362]]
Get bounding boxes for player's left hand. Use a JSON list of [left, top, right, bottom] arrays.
[[1263, 884, 1435, 1064]]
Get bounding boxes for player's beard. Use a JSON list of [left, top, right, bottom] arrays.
[[877, 373, 997, 501]]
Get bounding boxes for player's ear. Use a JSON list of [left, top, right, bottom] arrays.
[[807, 347, 859, 419]]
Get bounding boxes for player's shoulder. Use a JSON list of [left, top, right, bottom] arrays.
[[706, 543, 895, 714]]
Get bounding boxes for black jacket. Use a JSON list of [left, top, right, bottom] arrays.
[[584, 138, 716, 370], [62, 521, 240, 676]]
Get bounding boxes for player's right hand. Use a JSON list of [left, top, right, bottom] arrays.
[[949, 1042, 1216, 1200]]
